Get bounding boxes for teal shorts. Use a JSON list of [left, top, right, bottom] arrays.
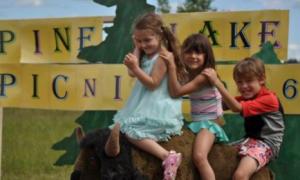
[[187, 120, 229, 142]]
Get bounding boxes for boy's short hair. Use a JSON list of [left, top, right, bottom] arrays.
[[233, 57, 266, 82]]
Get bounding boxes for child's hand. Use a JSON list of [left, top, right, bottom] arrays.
[[202, 68, 219, 85], [124, 53, 139, 71], [132, 47, 141, 60], [132, 35, 141, 59], [160, 48, 176, 69]]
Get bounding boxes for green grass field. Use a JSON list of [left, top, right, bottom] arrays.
[[2, 108, 83, 180], [2, 108, 300, 180]]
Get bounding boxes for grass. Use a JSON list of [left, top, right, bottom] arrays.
[[2, 108, 83, 180], [3, 108, 299, 180]]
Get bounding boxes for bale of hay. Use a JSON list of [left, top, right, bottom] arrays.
[[132, 129, 273, 180], [72, 128, 273, 180]]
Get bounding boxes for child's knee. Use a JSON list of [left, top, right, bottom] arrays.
[[233, 169, 250, 180], [193, 151, 208, 165]]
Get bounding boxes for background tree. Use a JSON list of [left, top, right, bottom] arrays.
[[177, 0, 216, 12], [157, 0, 171, 13], [157, 0, 216, 13]]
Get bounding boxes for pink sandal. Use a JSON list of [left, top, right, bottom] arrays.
[[162, 150, 182, 180]]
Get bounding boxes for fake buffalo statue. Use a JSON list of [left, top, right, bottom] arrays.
[[70, 127, 273, 180]]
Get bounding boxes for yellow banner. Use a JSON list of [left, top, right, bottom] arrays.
[[0, 17, 102, 64], [0, 20, 21, 63], [163, 10, 289, 61], [0, 64, 298, 114], [0, 10, 288, 64], [0, 64, 133, 110]]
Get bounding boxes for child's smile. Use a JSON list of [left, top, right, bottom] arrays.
[[183, 52, 205, 70], [133, 29, 160, 58], [236, 78, 265, 99]]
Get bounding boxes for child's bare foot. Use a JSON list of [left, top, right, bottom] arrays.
[[105, 123, 120, 157]]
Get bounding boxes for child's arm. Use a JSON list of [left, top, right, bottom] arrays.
[[161, 51, 208, 97], [202, 68, 242, 113], [124, 53, 166, 91], [127, 65, 136, 77]]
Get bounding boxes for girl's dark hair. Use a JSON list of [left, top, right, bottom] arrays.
[[133, 12, 186, 81], [181, 33, 216, 75]]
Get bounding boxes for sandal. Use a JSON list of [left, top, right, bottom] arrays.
[[162, 150, 182, 180]]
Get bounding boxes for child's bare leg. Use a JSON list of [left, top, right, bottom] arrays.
[[127, 137, 169, 160], [104, 123, 120, 157], [233, 156, 257, 180], [193, 129, 215, 180]]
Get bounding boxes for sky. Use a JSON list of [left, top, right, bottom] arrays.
[[0, 0, 299, 60]]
